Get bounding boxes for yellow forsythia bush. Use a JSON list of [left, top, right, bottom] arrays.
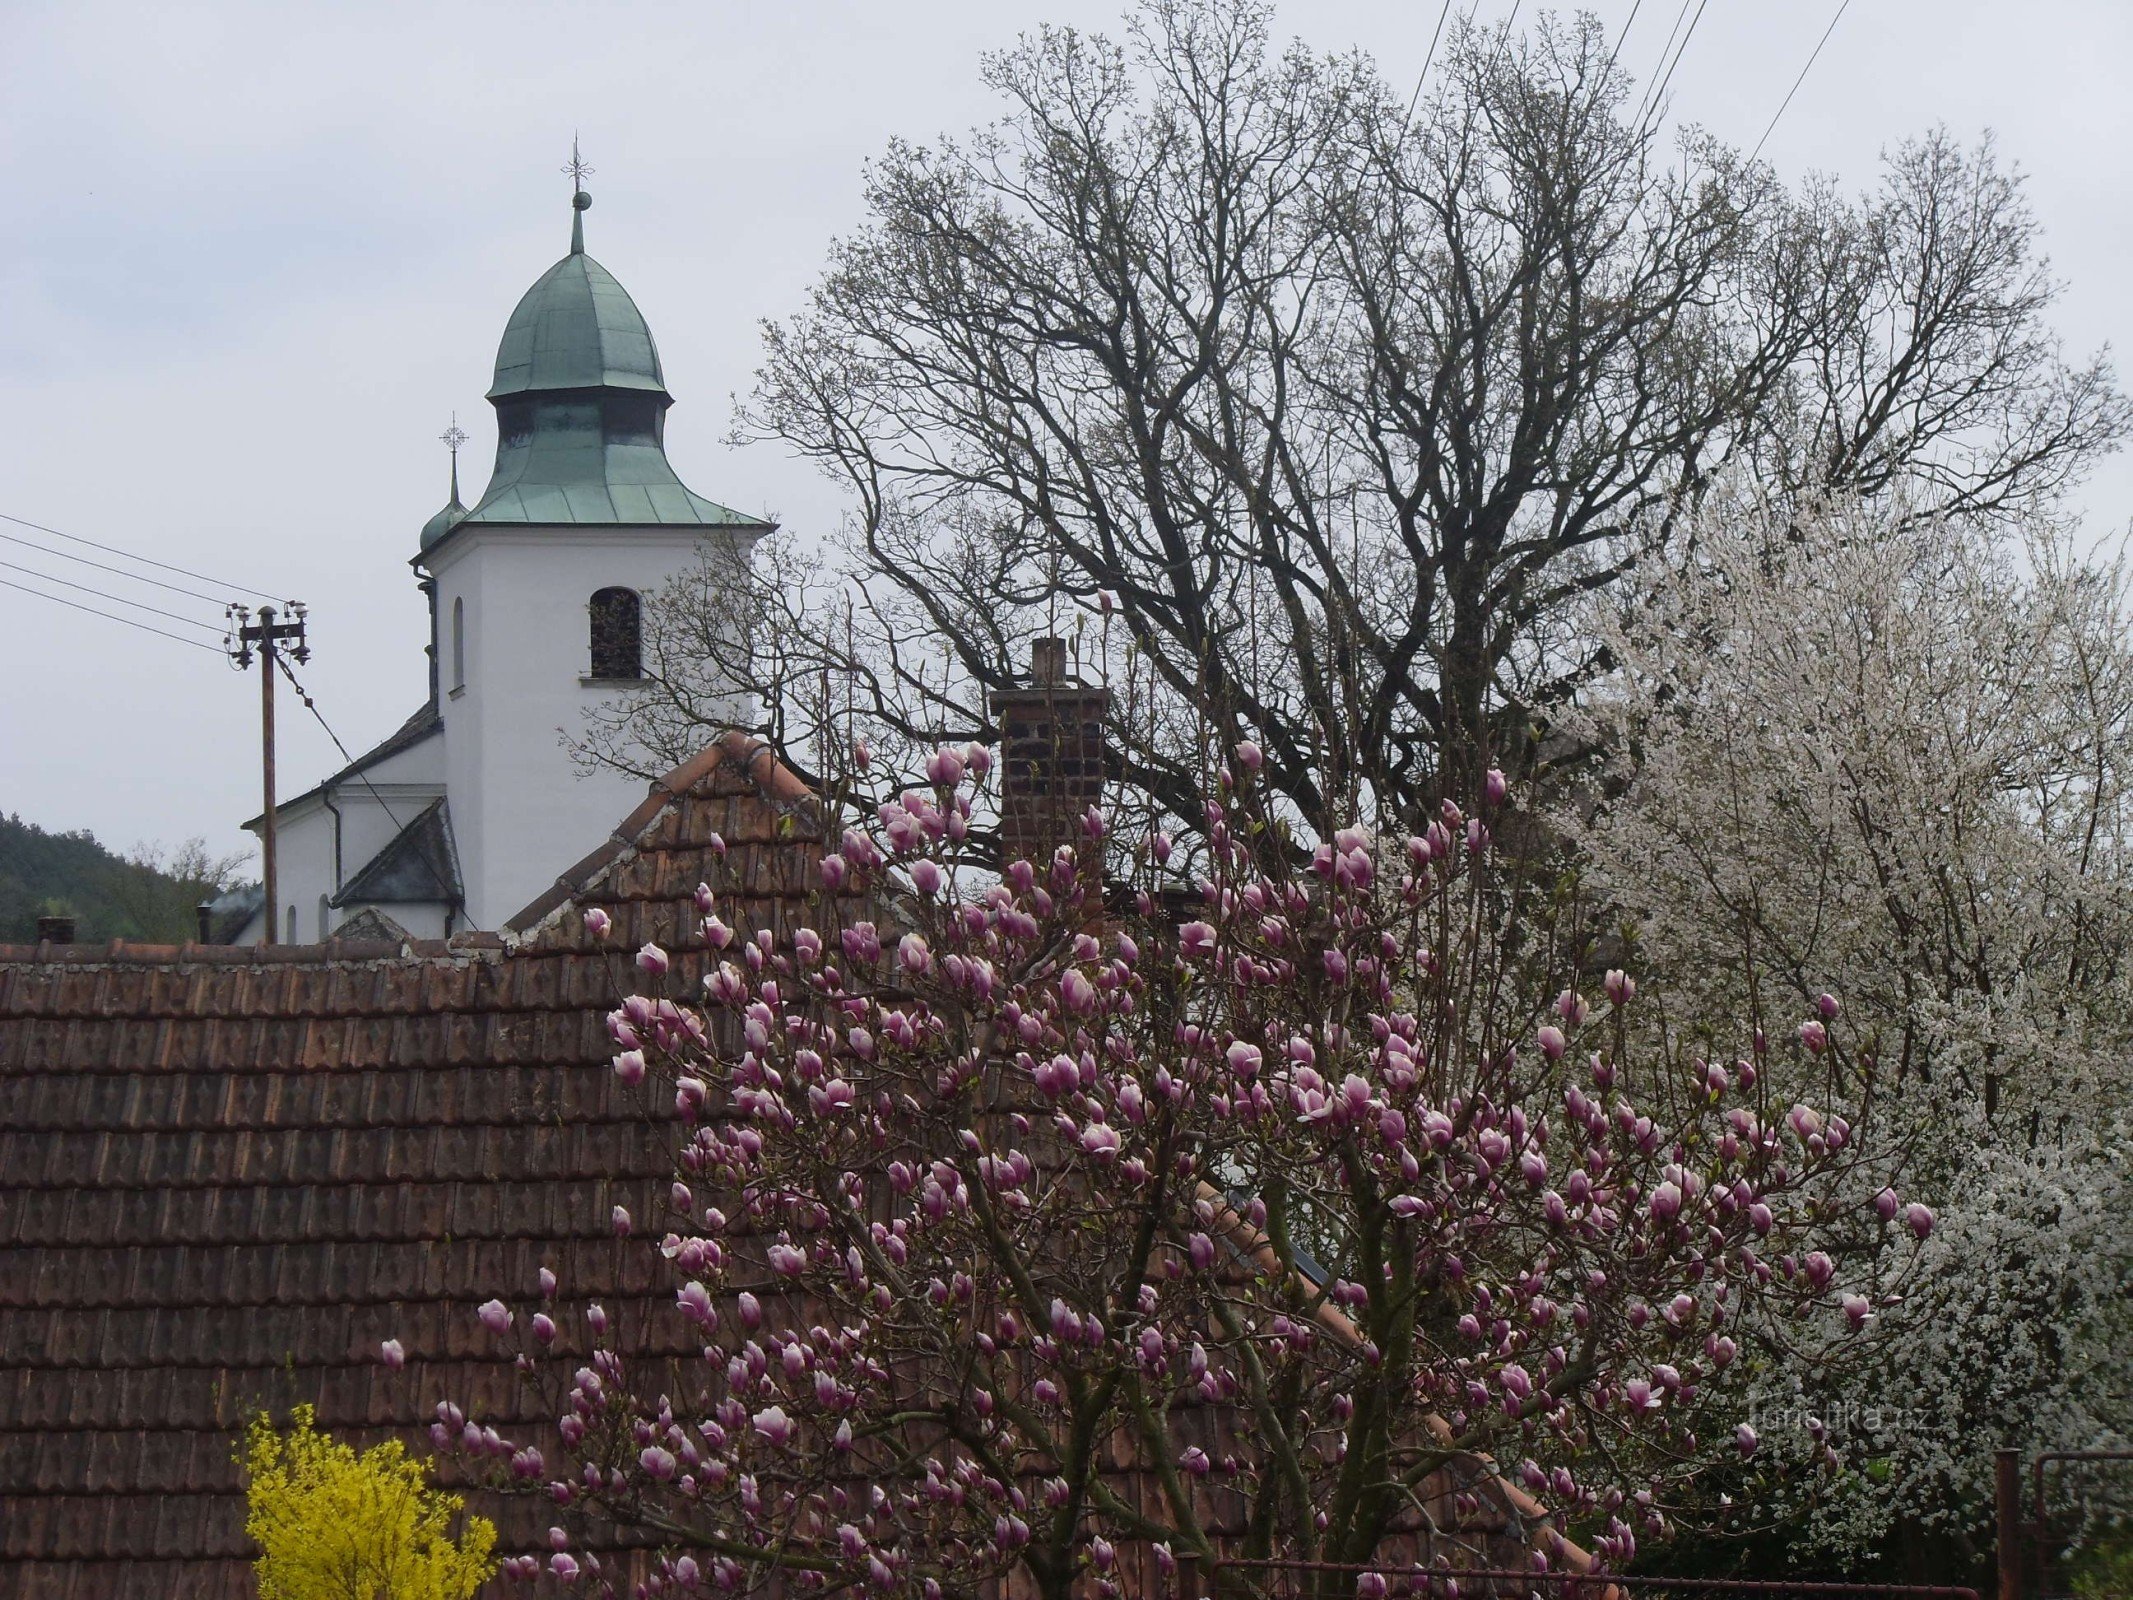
[[239, 1405, 497, 1600]]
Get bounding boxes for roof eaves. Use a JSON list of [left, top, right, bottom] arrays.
[[244, 700, 443, 828]]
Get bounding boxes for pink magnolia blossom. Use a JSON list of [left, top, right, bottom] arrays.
[[449, 755, 1907, 1596]]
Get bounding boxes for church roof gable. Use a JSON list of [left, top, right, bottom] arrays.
[[329, 797, 462, 909]]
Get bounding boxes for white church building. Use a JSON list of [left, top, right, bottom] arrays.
[[238, 185, 770, 943]]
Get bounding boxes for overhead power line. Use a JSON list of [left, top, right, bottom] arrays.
[[0, 556, 224, 633], [1407, 0, 1459, 120], [0, 573, 224, 654], [1603, 0, 1645, 79], [1752, 0, 1853, 162], [0, 508, 283, 604], [272, 652, 411, 835], [0, 526, 235, 608], [1627, 0, 1691, 129], [1638, 0, 1710, 136]]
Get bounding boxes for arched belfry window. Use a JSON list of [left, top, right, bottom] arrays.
[[450, 596, 466, 692], [589, 587, 642, 680]]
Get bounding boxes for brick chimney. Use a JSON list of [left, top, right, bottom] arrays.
[[36, 915, 76, 945], [989, 637, 1110, 876]]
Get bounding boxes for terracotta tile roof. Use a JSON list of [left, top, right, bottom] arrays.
[[0, 732, 824, 1599], [1, 727, 1574, 1597]]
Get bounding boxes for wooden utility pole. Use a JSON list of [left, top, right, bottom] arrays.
[[226, 603, 309, 945]]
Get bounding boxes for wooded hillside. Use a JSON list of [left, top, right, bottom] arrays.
[[0, 813, 250, 943]]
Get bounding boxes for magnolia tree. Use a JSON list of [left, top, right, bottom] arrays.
[[1566, 491, 2133, 1566], [430, 753, 1926, 1597]]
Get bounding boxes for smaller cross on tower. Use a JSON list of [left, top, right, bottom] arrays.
[[439, 413, 468, 505]]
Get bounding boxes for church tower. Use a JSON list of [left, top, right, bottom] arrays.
[[413, 175, 772, 929]]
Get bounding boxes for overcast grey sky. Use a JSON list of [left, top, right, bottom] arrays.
[[4, 0, 2130, 869]]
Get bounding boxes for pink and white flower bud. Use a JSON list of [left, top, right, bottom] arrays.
[[583, 908, 611, 938], [925, 746, 967, 787], [636, 943, 670, 977], [477, 1299, 511, 1336], [897, 934, 933, 976], [380, 1338, 406, 1369], [753, 1405, 795, 1447]]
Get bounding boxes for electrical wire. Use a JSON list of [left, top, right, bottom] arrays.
[[1628, 0, 1693, 130], [1407, 0, 1459, 120], [0, 508, 283, 604], [0, 573, 224, 654], [272, 652, 411, 835], [1751, 0, 1851, 162], [0, 527, 240, 608], [1639, 0, 1710, 136], [1603, 0, 1644, 80], [0, 555, 225, 633]]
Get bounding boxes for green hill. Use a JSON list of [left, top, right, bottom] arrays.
[[0, 813, 253, 944]]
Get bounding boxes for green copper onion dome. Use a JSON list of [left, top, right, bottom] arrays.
[[486, 192, 667, 400], [425, 184, 773, 544], [418, 494, 467, 549], [419, 437, 469, 550]]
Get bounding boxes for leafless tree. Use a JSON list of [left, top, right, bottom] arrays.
[[591, 0, 2124, 854]]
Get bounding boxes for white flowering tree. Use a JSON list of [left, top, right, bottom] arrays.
[[1566, 490, 2133, 1568], [427, 752, 1922, 1596]]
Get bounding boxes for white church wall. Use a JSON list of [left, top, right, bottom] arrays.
[[243, 730, 446, 944], [426, 522, 754, 929]]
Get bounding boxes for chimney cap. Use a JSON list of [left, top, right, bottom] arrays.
[[991, 636, 1106, 703], [36, 914, 77, 946], [1031, 636, 1069, 685]]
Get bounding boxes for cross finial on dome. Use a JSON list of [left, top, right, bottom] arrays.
[[439, 413, 468, 506], [563, 135, 594, 254]]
